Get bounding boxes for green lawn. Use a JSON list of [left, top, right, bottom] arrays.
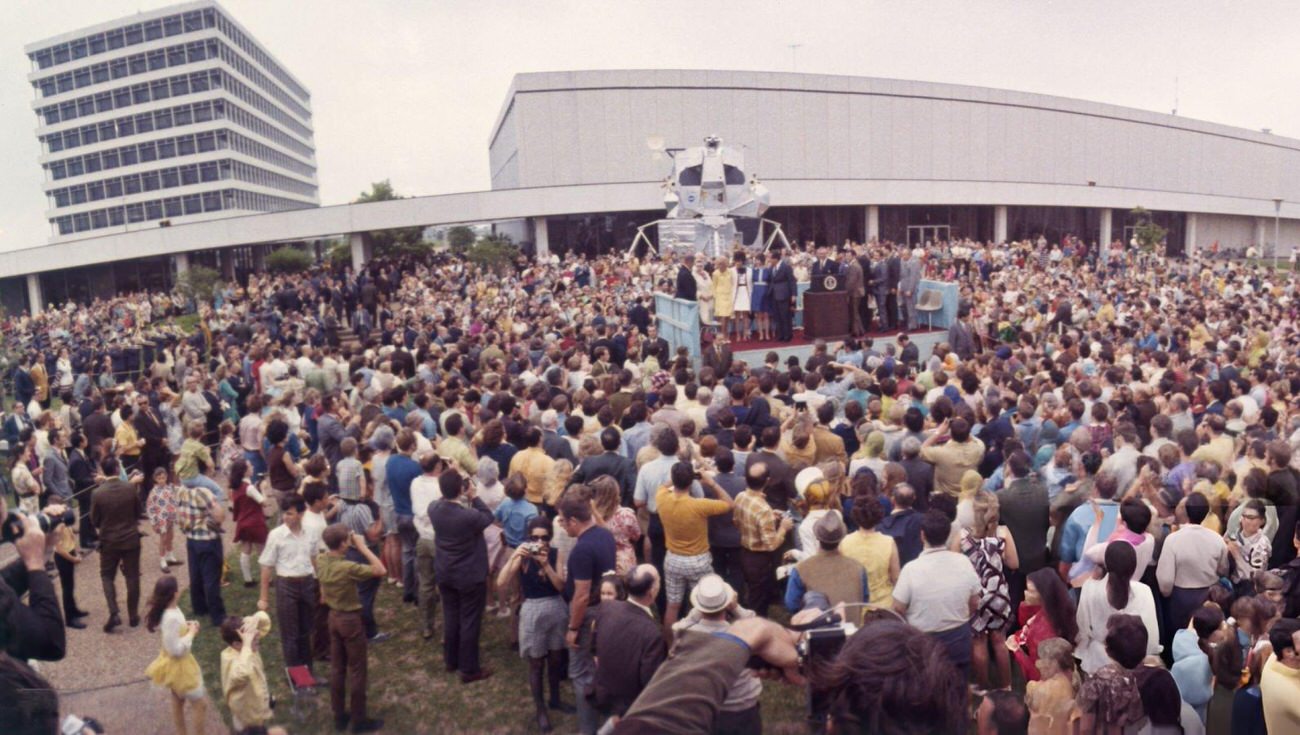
[[185, 550, 809, 734]]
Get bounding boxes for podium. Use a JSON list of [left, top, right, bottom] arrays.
[[802, 291, 850, 339]]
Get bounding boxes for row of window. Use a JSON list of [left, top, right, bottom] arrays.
[[49, 159, 316, 210], [48, 131, 223, 181], [35, 39, 219, 98], [215, 42, 310, 122], [229, 160, 317, 198], [218, 71, 313, 139], [41, 98, 316, 160], [210, 12, 310, 103], [29, 8, 309, 105], [38, 69, 221, 126], [31, 9, 214, 70], [226, 131, 316, 177], [50, 161, 229, 208], [51, 188, 311, 236]]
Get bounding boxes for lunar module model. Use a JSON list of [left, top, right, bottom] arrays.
[[630, 135, 792, 258]]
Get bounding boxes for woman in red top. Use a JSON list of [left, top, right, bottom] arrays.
[[228, 458, 269, 588], [1007, 567, 1078, 681]]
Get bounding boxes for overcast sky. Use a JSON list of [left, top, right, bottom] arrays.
[[1, 0, 1297, 252]]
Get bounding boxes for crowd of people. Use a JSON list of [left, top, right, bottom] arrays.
[[2, 230, 1300, 734]]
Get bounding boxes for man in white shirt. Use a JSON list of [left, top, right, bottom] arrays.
[[409, 454, 443, 639], [257, 495, 319, 672], [893, 509, 981, 679], [1156, 493, 1228, 651]]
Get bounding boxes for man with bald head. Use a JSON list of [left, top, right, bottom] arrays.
[[591, 564, 667, 724]]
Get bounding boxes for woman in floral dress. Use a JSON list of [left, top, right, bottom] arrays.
[[961, 489, 1019, 689], [146, 466, 182, 574], [591, 476, 640, 575]]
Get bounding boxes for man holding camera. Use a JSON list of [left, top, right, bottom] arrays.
[[428, 470, 495, 684], [657, 461, 735, 633], [317, 523, 387, 733], [0, 500, 67, 662], [90, 456, 143, 632]]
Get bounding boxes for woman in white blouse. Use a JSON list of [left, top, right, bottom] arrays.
[[1075, 541, 1161, 674]]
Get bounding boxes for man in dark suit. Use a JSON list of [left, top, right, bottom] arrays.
[[843, 248, 866, 336], [132, 393, 170, 498], [571, 428, 637, 505], [810, 246, 840, 278], [643, 324, 670, 364], [81, 398, 114, 461], [540, 411, 577, 464], [857, 247, 875, 332], [11, 357, 35, 408], [745, 426, 797, 511], [768, 251, 796, 342], [884, 246, 902, 331], [429, 472, 495, 683], [91, 455, 143, 632], [3, 401, 32, 447], [627, 299, 651, 335], [591, 565, 667, 719], [701, 335, 732, 376], [674, 254, 697, 301]]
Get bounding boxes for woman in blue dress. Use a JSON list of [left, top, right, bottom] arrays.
[[751, 260, 772, 341]]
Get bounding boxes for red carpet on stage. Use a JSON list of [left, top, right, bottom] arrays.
[[726, 326, 941, 353]]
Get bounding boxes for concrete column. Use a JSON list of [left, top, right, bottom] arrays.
[[994, 205, 1008, 244], [1184, 213, 1198, 256], [1098, 208, 1113, 248], [26, 274, 43, 316], [1256, 218, 1268, 250], [220, 249, 235, 281], [532, 217, 550, 260], [252, 246, 266, 272], [866, 206, 880, 242], [349, 233, 371, 271], [174, 252, 189, 275]]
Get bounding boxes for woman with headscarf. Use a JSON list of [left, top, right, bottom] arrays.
[[848, 430, 886, 481], [1032, 420, 1060, 471]]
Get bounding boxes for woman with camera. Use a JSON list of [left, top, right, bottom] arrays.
[[496, 516, 567, 732]]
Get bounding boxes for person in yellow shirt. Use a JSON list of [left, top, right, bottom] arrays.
[[655, 461, 733, 634], [220, 611, 274, 732], [1260, 618, 1300, 733], [840, 486, 900, 607], [115, 404, 146, 473], [509, 427, 556, 506]]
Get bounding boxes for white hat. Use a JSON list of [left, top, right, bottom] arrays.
[[689, 574, 734, 614], [795, 466, 825, 497]]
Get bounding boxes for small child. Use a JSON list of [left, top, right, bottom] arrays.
[[143, 575, 208, 735], [1025, 637, 1077, 735], [218, 420, 241, 477], [229, 459, 269, 588], [146, 466, 183, 574], [220, 611, 273, 732]]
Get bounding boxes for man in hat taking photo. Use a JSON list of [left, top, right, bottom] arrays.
[[671, 574, 764, 733]]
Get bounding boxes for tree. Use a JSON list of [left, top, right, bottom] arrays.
[[266, 246, 314, 274], [467, 234, 520, 274], [353, 180, 427, 258], [448, 225, 476, 256], [326, 241, 352, 268], [1129, 207, 1168, 254], [174, 265, 223, 306]]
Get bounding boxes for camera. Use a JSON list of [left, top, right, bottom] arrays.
[[521, 541, 543, 556], [2, 508, 77, 543], [794, 400, 808, 411]]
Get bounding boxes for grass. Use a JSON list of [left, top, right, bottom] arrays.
[[184, 547, 810, 734]]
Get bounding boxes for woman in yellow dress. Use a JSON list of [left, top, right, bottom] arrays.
[[144, 575, 208, 735], [712, 256, 736, 339]]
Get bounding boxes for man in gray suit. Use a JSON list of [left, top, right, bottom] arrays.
[[842, 247, 866, 336], [898, 248, 923, 331]]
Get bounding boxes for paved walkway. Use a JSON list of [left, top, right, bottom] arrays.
[[33, 517, 230, 734]]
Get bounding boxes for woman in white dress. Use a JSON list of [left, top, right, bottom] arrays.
[[694, 262, 715, 326], [1075, 541, 1160, 675], [732, 252, 753, 341]]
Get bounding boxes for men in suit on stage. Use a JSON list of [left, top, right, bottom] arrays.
[[769, 251, 797, 342], [843, 247, 866, 337], [898, 248, 923, 331], [884, 246, 902, 331], [674, 254, 697, 301], [857, 246, 874, 333], [871, 257, 890, 332], [810, 246, 840, 278]]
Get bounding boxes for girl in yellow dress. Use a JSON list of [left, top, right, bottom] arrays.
[[144, 575, 209, 735]]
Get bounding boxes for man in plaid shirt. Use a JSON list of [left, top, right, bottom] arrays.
[[733, 462, 793, 616], [175, 481, 227, 626]]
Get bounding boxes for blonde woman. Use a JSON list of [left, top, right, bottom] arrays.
[[961, 489, 1020, 689], [713, 256, 735, 338], [590, 476, 640, 575]]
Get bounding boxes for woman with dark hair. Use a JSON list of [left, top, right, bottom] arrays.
[[1006, 567, 1077, 682], [1076, 542, 1160, 674], [143, 574, 208, 735], [1207, 616, 1246, 733], [496, 515, 566, 732], [1076, 614, 1155, 734], [229, 458, 268, 589], [263, 418, 300, 504], [840, 490, 899, 607]]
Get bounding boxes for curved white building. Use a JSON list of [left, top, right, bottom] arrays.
[[4, 68, 1299, 315]]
